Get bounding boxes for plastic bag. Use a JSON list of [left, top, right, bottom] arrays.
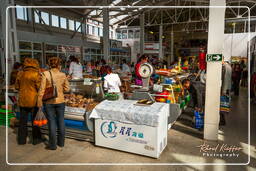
[[194, 110, 204, 129], [33, 107, 48, 127], [220, 95, 230, 113]]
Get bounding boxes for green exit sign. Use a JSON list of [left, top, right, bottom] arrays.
[[206, 54, 223, 62]]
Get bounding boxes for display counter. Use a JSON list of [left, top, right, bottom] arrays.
[[41, 78, 104, 142], [90, 100, 169, 158]]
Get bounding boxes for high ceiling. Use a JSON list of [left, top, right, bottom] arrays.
[[15, 0, 256, 27]]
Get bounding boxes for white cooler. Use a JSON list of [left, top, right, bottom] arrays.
[[91, 100, 169, 158]]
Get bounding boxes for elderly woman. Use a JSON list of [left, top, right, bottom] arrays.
[[37, 57, 70, 150]]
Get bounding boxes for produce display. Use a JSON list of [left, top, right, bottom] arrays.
[[154, 81, 190, 109], [105, 93, 119, 101], [64, 93, 95, 109]]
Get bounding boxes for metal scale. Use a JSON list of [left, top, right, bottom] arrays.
[[131, 63, 155, 101]]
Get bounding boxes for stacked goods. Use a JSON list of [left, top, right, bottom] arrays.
[[86, 102, 100, 112], [64, 94, 95, 109], [0, 109, 15, 127]]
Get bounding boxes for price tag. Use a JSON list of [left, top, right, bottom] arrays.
[[83, 78, 93, 85]]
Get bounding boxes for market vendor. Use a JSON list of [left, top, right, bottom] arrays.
[[135, 55, 148, 85], [68, 56, 83, 79], [182, 79, 203, 112], [103, 66, 123, 99]]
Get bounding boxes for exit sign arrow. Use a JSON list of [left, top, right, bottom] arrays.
[[206, 54, 223, 62]]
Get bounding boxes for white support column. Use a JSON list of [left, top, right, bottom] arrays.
[[204, 0, 226, 140], [103, 8, 110, 62], [159, 24, 163, 59], [140, 13, 145, 56]]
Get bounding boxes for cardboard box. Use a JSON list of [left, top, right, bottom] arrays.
[[95, 111, 168, 158]]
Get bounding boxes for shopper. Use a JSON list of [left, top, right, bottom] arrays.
[[10, 62, 22, 85], [104, 65, 122, 98], [15, 58, 42, 145], [221, 61, 232, 95], [37, 57, 70, 150], [232, 64, 242, 96], [135, 55, 148, 85], [69, 56, 83, 79], [182, 79, 203, 112], [121, 59, 131, 74]]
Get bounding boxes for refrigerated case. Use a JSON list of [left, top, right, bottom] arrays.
[[41, 78, 104, 142]]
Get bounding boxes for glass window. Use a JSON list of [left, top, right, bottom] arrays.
[[33, 52, 42, 66], [116, 31, 122, 39], [69, 19, 75, 31], [46, 44, 57, 52], [86, 24, 89, 34], [41, 12, 49, 25], [92, 26, 95, 35], [51, 15, 59, 27], [75, 21, 81, 32], [33, 43, 42, 50], [34, 10, 40, 23], [128, 30, 134, 39], [91, 49, 96, 54], [19, 41, 32, 50], [88, 25, 93, 35], [84, 48, 89, 54], [95, 26, 99, 36], [99, 28, 103, 37], [20, 51, 32, 63], [16, 6, 27, 20], [122, 30, 127, 39], [110, 31, 113, 39], [60, 17, 67, 29], [135, 30, 140, 38]]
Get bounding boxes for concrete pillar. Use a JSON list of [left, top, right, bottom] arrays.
[[103, 8, 110, 62], [140, 13, 145, 56], [204, 0, 226, 140], [159, 24, 163, 59]]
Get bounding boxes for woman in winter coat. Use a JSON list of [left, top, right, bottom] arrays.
[[15, 58, 42, 145]]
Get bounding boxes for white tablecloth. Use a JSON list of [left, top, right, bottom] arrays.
[[90, 100, 169, 127]]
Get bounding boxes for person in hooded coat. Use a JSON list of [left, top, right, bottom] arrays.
[[15, 58, 42, 145]]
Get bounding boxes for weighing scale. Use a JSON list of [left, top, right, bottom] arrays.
[[131, 63, 155, 101], [138, 62, 154, 91]]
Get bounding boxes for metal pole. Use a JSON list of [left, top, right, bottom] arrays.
[[140, 13, 145, 56], [103, 8, 110, 62]]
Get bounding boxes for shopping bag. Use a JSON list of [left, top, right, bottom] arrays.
[[33, 107, 48, 127], [220, 95, 230, 113]]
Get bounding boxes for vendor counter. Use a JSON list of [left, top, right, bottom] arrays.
[[90, 100, 169, 158]]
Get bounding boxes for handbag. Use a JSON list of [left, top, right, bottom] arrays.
[[42, 71, 58, 101]]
